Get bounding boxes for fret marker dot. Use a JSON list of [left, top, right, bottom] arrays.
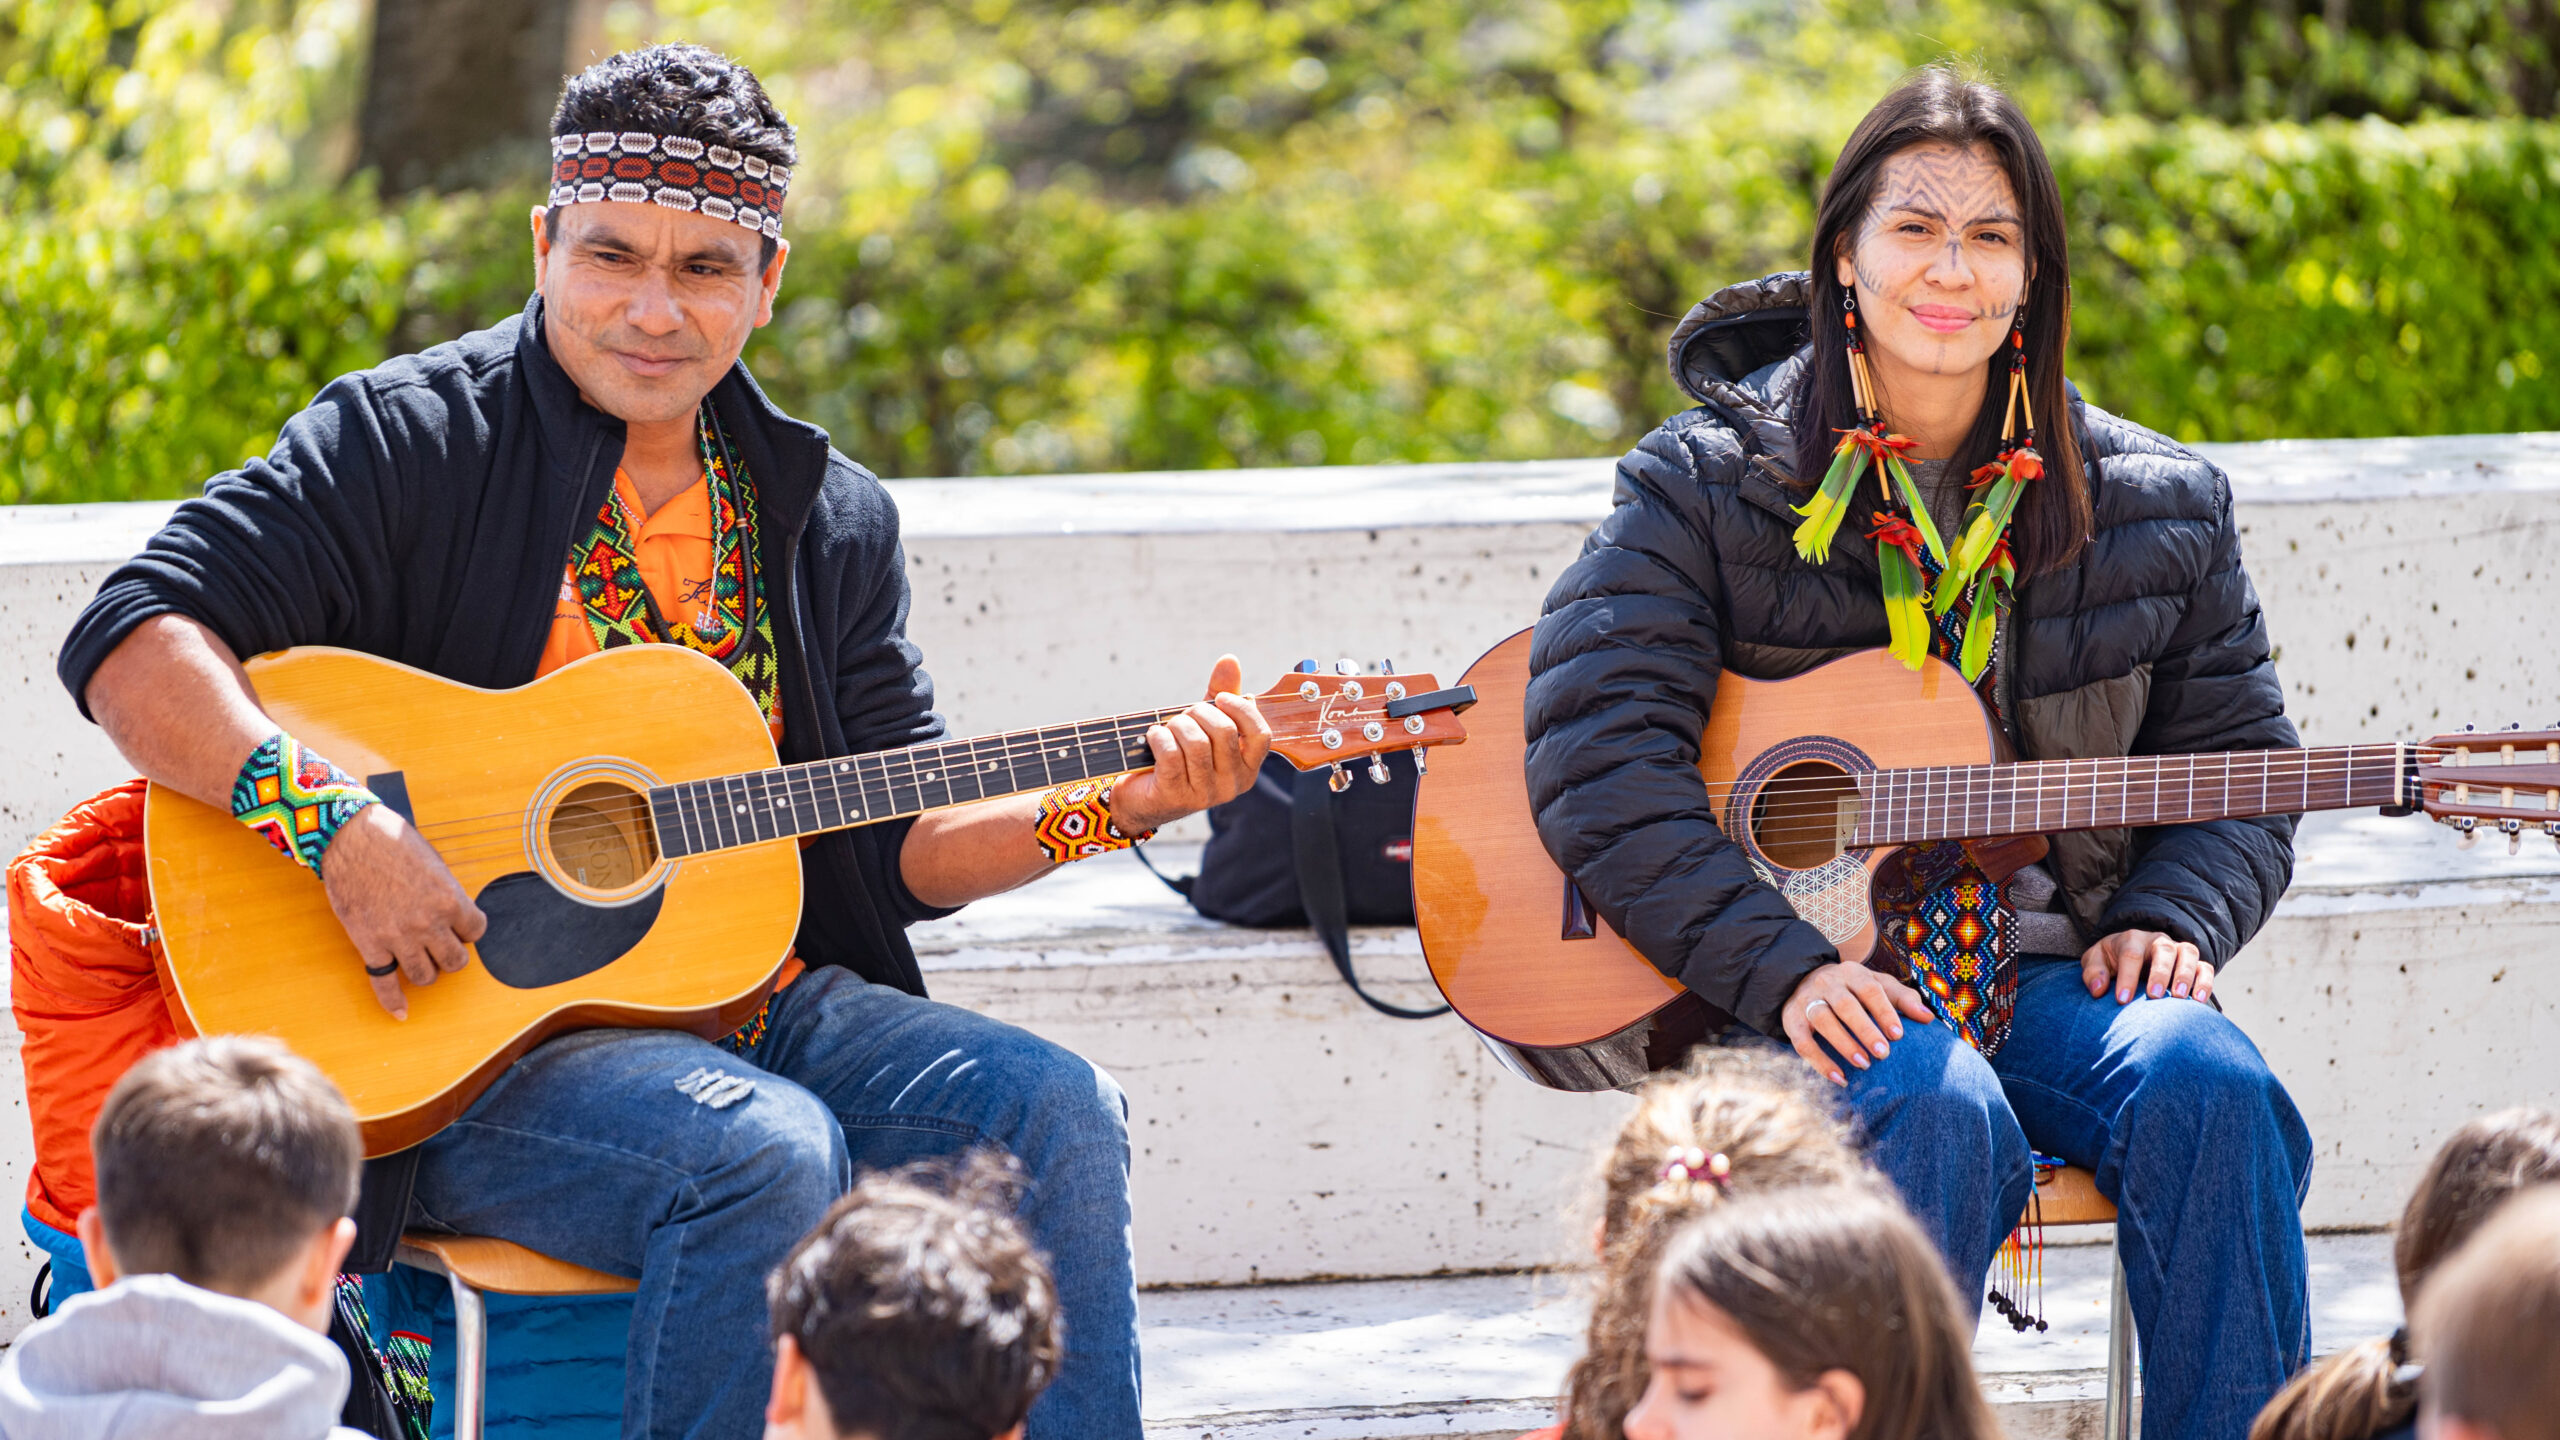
[[735, 804, 746, 813]]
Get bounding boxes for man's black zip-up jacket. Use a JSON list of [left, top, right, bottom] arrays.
[[59, 293, 951, 995]]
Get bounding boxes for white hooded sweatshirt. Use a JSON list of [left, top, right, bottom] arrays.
[[0, 1274, 373, 1439]]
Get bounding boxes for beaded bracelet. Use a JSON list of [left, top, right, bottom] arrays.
[[231, 733, 380, 879], [1032, 774, 1154, 864]]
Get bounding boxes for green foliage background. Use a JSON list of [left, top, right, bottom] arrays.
[[2, 0, 2553, 502]]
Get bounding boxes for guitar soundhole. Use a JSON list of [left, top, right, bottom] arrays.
[[1750, 762, 1858, 871], [548, 782, 658, 892]]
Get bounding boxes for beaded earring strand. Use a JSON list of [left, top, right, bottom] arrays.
[[1790, 288, 1949, 670], [1934, 314, 2043, 681]]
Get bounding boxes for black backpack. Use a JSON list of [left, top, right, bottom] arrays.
[[1141, 750, 1448, 1019]]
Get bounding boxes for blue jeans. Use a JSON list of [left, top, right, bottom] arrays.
[[1783, 956, 2314, 1440], [408, 965, 1139, 1440]]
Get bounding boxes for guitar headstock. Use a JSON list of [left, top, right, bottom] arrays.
[[2415, 723, 2560, 853], [1253, 659, 1474, 791]]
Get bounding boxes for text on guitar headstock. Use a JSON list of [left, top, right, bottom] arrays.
[[1254, 658, 1475, 792]]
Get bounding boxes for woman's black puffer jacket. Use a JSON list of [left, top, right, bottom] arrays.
[[1524, 272, 2300, 1038]]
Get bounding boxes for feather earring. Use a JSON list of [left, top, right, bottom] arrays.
[[1935, 314, 2042, 679], [1792, 287, 1945, 669]]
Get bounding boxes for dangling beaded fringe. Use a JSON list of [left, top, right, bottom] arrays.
[[1989, 1152, 2064, 1333]]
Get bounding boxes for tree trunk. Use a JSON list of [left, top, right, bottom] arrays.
[[358, 0, 576, 195]]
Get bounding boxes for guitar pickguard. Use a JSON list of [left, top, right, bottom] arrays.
[[473, 872, 666, 988]]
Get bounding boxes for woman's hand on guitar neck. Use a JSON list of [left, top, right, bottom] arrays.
[[321, 805, 489, 1021], [2081, 930, 2215, 1006], [1782, 962, 1938, 1086]]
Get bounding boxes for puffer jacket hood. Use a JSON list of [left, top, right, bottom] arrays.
[[0, 1275, 369, 1440], [1523, 271, 2299, 1036]]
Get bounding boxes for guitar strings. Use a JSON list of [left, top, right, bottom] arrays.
[[427, 744, 2462, 860], [402, 691, 1468, 860], [412, 744, 2476, 871]]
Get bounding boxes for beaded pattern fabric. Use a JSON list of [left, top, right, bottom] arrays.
[[548, 131, 789, 240], [1878, 549, 2021, 1055], [1033, 776, 1152, 863], [564, 403, 784, 736], [231, 733, 377, 878]]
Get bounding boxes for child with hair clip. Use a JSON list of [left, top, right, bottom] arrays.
[[2251, 1108, 2560, 1440], [1520, 1048, 1883, 1440], [1625, 1183, 2001, 1440]]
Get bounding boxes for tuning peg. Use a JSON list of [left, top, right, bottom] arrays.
[[2545, 821, 2559, 853], [2502, 819, 2524, 855], [1295, 658, 1320, 674], [1327, 761, 1351, 794], [2461, 722, 2478, 733], [2453, 816, 2478, 849], [1411, 745, 1428, 776], [1368, 755, 1391, 785], [1377, 660, 1396, 675], [2508, 722, 2525, 731], [1334, 658, 1359, 676]]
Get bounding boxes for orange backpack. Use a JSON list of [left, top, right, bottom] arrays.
[[8, 781, 181, 1236]]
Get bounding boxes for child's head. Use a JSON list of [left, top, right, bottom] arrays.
[[1563, 1047, 1876, 1440], [1625, 1185, 1999, 1440], [79, 1036, 361, 1333], [2411, 1184, 2560, 1440], [2250, 1109, 2560, 1440], [765, 1152, 1061, 1440]]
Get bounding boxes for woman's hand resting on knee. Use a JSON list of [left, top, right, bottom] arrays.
[[1781, 962, 1938, 1086], [2081, 929, 2215, 1005]]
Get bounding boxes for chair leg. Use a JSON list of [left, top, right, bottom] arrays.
[[2104, 1243, 2136, 1440], [447, 1271, 488, 1440]]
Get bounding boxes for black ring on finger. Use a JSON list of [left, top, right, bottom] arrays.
[[365, 960, 401, 977]]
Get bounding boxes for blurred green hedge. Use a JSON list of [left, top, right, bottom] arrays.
[[2, 1, 2552, 501]]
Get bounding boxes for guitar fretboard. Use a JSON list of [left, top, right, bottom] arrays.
[[1846, 743, 2415, 848], [647, 709, 1181, 858]]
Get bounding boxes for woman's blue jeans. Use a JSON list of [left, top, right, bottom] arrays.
[[1774, 955, 2314, 1440], [407, 964, 1140, 1440]]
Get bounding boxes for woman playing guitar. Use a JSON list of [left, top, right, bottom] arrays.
[[1524, 67, 2311, 1440]]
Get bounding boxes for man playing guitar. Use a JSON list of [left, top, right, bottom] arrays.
[[60, 44, 1256, 1440]]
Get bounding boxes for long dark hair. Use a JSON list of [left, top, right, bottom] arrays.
[[1791, 66, 2090, 578], [1653, 1185, 2001, 1440]]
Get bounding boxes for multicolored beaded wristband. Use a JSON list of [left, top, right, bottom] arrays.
[[231, 733, 380, 879], [1032, 774, 1154, 864]]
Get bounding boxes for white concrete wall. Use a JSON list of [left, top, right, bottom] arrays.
[[0, 436, 2550, 1321]]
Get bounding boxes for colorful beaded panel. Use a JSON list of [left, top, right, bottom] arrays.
[[563, 403, 785, 735], [1033, 775, 1153, 863], [548, 131, 788, 239], [231, 733, 378, 879], [1876, 550, 2021, 1055]]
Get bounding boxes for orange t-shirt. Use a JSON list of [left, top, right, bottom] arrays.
[[544, 466, 804, 994], [538, 467, 727, 682]]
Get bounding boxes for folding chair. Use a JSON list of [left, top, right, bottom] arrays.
[[2034, 1165, 2136, 1440], [394, 1234, 640, 1440]]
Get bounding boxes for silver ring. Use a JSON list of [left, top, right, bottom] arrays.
[[1805, 998, 1832, 1015]]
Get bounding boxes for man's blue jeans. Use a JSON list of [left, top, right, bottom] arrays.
[[406, 965, 1139, 1440], [1791, 955, 2314, 1440]]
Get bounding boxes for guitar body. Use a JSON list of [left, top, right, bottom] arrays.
[[1412, 630, 1998, 1092], [145, 645, 800, 1155]]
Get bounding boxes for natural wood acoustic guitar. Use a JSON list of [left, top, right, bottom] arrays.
[[1412, 628, 2556, 1091], [146, 645, 1476, 1154]]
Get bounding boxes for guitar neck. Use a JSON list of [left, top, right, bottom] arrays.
[[1849, 743, 2417, 849], [646, 708, 1182, 858]]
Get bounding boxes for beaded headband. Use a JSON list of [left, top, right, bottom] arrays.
[[548, 131, 790, 241]]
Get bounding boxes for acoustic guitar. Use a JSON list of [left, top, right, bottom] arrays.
[[1412, 628, 2556, 1092], [145, 645, 1476, 1154]]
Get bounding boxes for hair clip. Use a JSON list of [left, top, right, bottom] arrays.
[[1660, 1147, 1733, 1189]]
